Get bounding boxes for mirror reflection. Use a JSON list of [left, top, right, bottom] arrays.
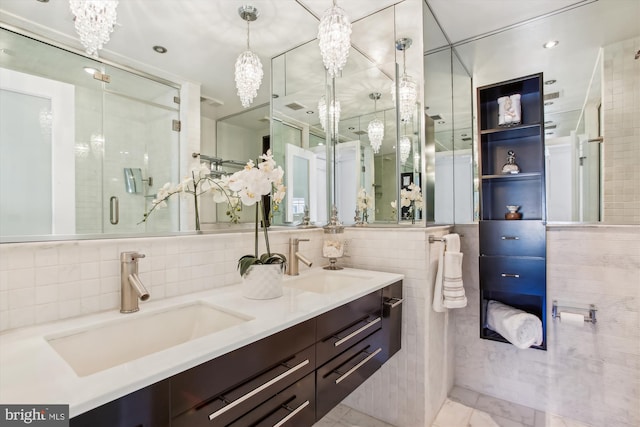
[[0, 27, 180, 241]]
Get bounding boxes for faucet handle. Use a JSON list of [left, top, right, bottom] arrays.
[[121, 251, 146, 262]]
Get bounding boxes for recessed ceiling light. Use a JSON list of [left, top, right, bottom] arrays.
[[306, 111, 314, 115], [83, 67, 99, 75], [543, 40, 559, 49], [544, 79, 557, 85], [153, 45, 167, 54], [544, 101, 554, 106]]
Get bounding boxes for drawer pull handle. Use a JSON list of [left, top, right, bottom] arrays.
[[273, 400, 310, 427], [501, 273, 520, 278], [334, 317, 381, 347], [335, 348, 382, 384], [501, 236, 519, 240], [384, 298, 404, 309], [208, 359, 310, 421]]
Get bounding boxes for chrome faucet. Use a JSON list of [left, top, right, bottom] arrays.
[[287, 238, 313, 276], [120, 251, 150, 313]]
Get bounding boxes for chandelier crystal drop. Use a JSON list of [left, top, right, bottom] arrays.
[[400, 135, 411, 164], [318, 0, 352, 77], [392, 38, 418, 123], [318, 96, 341, 133], [235, 6, 263, 108], [367, 93, 384, 153], [398, 74, 418, 122], [69, 0, 119, 57]]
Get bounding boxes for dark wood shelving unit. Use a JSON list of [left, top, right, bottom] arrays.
[[477, 73, 547, 350]]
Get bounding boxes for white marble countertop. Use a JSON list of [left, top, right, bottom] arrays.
[[0, 267, 403, 418]]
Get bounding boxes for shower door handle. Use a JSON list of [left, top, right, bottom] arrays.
[[110, 196, 119, 225]]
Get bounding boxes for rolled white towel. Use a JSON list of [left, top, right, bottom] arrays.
[[486, 300, 542, 349]]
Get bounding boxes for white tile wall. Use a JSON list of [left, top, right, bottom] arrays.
[[453, 224, 640, 427], [603, 36, 640, 224], [0, 228, 325, 332], [340, 226, 454, 427]]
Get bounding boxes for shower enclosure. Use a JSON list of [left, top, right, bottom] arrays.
[[0, 28, 180, 239]]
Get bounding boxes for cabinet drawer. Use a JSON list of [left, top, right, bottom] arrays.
[[71, 380, 170, 427], [316, 290, 382, 366], [172, 345, 314, 427], [172, 319, 315, 418], [479, 221, 545, 257], [479, 256, 546, 295], [227, 372, 315, 427], [316, 329, 384, 420]]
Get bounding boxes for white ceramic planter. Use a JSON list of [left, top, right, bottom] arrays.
[[241, 264, 284, 299]]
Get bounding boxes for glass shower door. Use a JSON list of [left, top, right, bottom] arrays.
[[101, 66, 180, 234]]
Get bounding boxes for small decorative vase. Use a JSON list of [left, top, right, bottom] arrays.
[[505, 205, 522, 220], [241, 264, 284, 299]]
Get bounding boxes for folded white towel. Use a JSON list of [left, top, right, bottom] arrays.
[[497, 94, 522, 126], [486, 300, 542, 349], [433, 233, 467, 312]]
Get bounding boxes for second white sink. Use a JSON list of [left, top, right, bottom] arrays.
[[284, 269, 373, 294], [46, 302, 253, 377]]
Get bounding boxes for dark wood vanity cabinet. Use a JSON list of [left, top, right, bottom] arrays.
[[477, 73, 547, 350], [71, 280, 403, 427], [70, 380, 171, 427]]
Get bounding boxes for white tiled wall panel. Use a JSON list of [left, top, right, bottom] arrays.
[[0, 228, 326, 332], [341, 226, 454, 427], [603, 36, 640, 224], [453, 224, 640, 427]]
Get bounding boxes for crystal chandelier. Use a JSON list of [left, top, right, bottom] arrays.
[[318, 96, 341, 133], [318, 0, 352, 77], [69, 0, 119, 57], [367, 93, 384, 153], [392, 38, 418, 123], [235, 6, 263, 108], [400, 135, 411, 164]]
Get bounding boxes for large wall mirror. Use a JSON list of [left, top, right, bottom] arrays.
[[3, 0, 636, 244], [0, 27, 181, 242], [270, 2, 424, 226], [450, 0, 639, 224]]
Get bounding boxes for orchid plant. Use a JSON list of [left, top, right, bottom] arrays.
[[390, 182, 423, 223], [400, 182, 423, 223], [141, 150, 287, 276]]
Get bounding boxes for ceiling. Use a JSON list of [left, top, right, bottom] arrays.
[[0, 0, 638, 130]]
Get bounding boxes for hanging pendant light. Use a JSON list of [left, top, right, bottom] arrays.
[[392, 38, 418, 123], [367, 93, 384, 154], [318, 0, 352, 77], [69, 0, 119, 57], [235, 5, 263, 108], [318, 95, 341, 134], [400, 135, 411, 164]]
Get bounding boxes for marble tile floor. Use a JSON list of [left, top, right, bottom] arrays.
[[314, 386, 595, 427]]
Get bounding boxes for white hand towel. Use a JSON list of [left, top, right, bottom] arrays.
[[433, 233, 467, 312], [486, 300, 542, 349]]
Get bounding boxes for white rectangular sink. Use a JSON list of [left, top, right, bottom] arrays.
[[46, 302, 253, 377], [284, 270, 374, 294]]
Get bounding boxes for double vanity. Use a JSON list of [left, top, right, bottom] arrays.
[[0, 267, 403, 426]]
